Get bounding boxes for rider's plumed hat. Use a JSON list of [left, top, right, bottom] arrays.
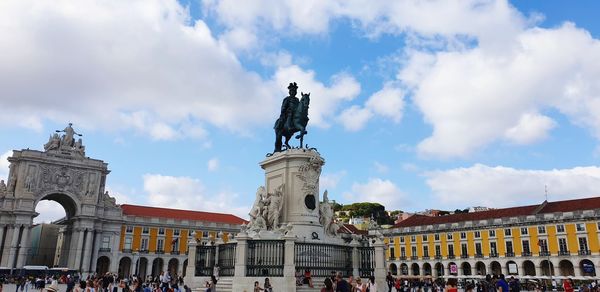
[[288, 82, 298, 90]]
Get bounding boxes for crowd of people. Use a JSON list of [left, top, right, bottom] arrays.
[[296, 271, 379, 292], [0, 271, 192, 292]]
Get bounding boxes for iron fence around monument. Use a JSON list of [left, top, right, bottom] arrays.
[[195, 245, 216, 276], [358, 246, 375, 278], [217, 243, 237, 277], [294, 242, 353, 277], [247, 240, 285, 277]]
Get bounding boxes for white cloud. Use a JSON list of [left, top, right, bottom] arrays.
[[373, 161, 389, 174], [404, 23, 600, 158], [344, 178, 406, 210], [0, 151, 11, 180], [143, 174, 249, 218], [504, 113, 556, 144], [34, 200, 66, 224], [320, 171, 346, 191], [425, 164, 600, 208], [0, 0, 358, 139], [207, 158, 219, 172], [338, 105, 373, 132], [365, 84, 405, 123]]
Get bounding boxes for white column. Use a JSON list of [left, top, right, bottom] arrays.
[[351, 241, 360, 277], [82, 230, 95, 275], [72, 228, 85, 270], [373, 239, 387, 289], [0, 226, 11, 266], [16, 226, 31, 268], [231, 233, 249, 292], [184, 239, 197, 287], [7, 225, 21, 269], [90, 232, 102, 274]]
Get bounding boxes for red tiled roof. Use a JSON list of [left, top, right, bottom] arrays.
[[393, 196, 600, 228], [121, 204, 247, 225], [340, 224, 368, 235]]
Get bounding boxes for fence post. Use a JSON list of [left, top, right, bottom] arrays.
[[373, 237, 387, 289], [283, 234, 296, 290], [234, 232, 249, 277], [351, 240, 360, 277], [184, 234, 197, 287]]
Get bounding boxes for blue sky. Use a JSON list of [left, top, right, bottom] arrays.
[[2, 0, 600, 223]]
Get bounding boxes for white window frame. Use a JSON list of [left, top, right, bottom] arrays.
[[504, 228, 512, 236], [520, 227, 528, 235], [447, 233, 453, 240], [474, 231, 481, 238], [538, 226, 546, 234], [576, 223, 586, 232], [556, 224, 565, 233], [489, 230, 496, 237]]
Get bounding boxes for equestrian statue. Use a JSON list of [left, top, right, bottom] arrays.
[[273, 82, 310, 152]]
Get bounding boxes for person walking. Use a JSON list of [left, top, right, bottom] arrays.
[[367, 276, 378, 292]]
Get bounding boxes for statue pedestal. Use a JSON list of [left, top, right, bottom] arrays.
[[260, 149, 326, 241]]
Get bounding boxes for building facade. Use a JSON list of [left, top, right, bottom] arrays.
[[0, 124, 245, 277], [382, 198, 600, 279]]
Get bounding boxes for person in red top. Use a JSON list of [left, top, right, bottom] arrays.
[[563, 278, 574, 292], [304, 269, 314, 288]]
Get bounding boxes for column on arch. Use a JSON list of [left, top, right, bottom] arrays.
[[16, 225, 32, 268], [7, 225, 22, 269], [81, 229, 95, 274]]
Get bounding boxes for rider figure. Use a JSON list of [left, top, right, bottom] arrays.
[[280, 82, 299, 131]]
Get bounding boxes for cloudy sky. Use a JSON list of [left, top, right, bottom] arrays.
[[1, 0, 600, 223]]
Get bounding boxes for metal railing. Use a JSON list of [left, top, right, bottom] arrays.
[[460, 254, 469, 259], [447, 255, 455, 259], [400, 256, 407, 261], [578, 250, 591, 256], [475, 253, 483, 258], [539, 251, 550, 256], [218, 243, 237, 277], [195, 245, 216, 276], [522, 251, 532, 257], [171, 251, 180, 255], [558, 250, 570, 256], [99, 248, 111, 252], [505, 252, 515, 257], [489, 252, 498, 258], [358, 246, 375, 278], [411, 256, 418, 260], [122, 249, 132, 253], [295, 242, 353, 277], [247, 240, 285, 277]]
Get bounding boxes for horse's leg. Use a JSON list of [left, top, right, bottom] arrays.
[[284, 133, 292, 149], [274, 132, 283, 152], [299, 134, 304, 148]]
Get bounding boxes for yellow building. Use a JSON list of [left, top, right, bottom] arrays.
[[381, 197, 600, 279], [100, 204, 245, 279]]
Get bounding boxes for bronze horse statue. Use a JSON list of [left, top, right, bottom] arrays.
[[274, 92, 310, 152]]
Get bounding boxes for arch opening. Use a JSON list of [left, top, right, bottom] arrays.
[[580, 260, 596, 277], [389, 263, 398, 276], [523, 260, 536, 276]]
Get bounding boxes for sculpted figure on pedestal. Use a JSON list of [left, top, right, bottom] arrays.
[[44, 133, 61, 151], [273, 82, 311, 152], [74, 138, 85, 156], [56, 123, 81, 148], [320, 190, 338, 236], [248, 186, 267, 232], [0, 179, 6, 196], [266, 184, 284, 230]]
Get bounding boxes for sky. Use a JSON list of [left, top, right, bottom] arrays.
[[2, 0, 600, 223]]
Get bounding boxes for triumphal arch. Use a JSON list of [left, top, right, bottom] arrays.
[[0, 124, 123, 273]]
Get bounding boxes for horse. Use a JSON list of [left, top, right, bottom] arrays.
[[274, 92, 310, 152]]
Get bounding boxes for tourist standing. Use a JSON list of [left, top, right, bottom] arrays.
[[335, 272, 351, 292], [354, 278, 366, 292], [563, 278, 574, 292], [385, 272, 394, 292], [253, 281, 263, 292], [367, 276, 377, 292], [495, 275, 509, 292], [321, 278, 334, 292], [263, 278, 272, 292]]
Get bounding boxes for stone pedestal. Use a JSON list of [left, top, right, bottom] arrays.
[[374, 239, 387, 289], [260, 149, 325, 241]]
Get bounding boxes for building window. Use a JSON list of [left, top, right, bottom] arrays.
[[173, 229, 180, 236], [460, 232, 466, 239], [141, 238, 148, 250], [538, 226, 546, 234], [538, 239, 548, 253], [434, 234, 440, 241], [489, 230, 496, 237], [556, 224, 565, 233], [142, 227, 149, 234], [411, 235, 416, 242], [506, 241, 514, 254], [125, 226, 133, 233], [157, 238, 164, 251], [474, 231, 481, 238], [522, 240, 530, 253], [124, 237, 132, 250], [101, 236, 110, 249], [490, 242, 497, 255], [475, 242, 482, 255], [435, 245, 441, 256], [390, 238, 395, 244], [400, 236, 405, 243], [448, 244, 454, 257], [447, 233, 453, 240], [504, 228, 512, 236], [423, 246, 429, 257], [390, 247, 395, 258], [558, 238, 568, 253], [158, 228, 165, 235], [172, 238, 179, 252], [422, 235, 428, 242], [202, 231, 209, 238], [521, 227, 528, 235], [578, 237, 588, 251], [401, 247, 406, 257], [576, 223, 585, 232], [411, 246, 417, 257], [461, 243, 468, 256]]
